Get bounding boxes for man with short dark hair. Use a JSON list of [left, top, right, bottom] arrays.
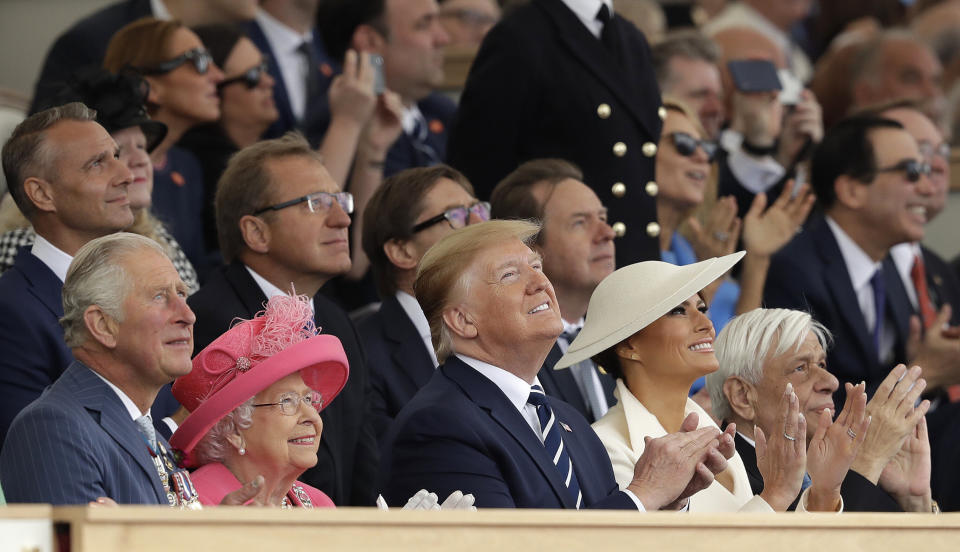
[[491, 159, 616, 422], [189, 132, 379, 506], [651, 31, 724, 140], [0, 103, 134, 448]]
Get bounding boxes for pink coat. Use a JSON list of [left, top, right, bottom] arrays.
[[191, 462, 335, 507]]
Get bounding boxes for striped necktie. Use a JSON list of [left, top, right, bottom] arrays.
[[528, 384, 583, 508]]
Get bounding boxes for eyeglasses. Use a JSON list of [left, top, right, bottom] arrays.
[[411, 201, 491, 233], [439, 8, 499, 28], [876, 159, 932, 183], [218, 59, 270, 90], [253, 390, 324, 416], [917, 141, 950, 162], [254, 191, 354, 216], [136, 48, 213, 75], [669, 132, 717, 162]]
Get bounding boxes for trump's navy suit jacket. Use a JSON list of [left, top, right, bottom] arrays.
[[0, 361, 168, 505], [380, 355, 637, 509], [0, 249, 73, 448]]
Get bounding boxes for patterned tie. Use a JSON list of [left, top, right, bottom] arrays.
[[297, 41, 324, 131], [911, 254, 937, 329], [136, 415, 158, 453], [870, 267, 886, 357], [560, 328, 608, 419], [528, 385, 583, 509]]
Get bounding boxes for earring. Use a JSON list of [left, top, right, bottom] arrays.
[[238, 447, 246, 456], [630, 353, 640, 361]]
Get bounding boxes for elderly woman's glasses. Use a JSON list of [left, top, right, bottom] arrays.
[[876, 159, 931, 183], [253, 391, 324, 415], [136, 48, 213, 75], [218, 59, 270, 90], [254, 191, 354, 215], [669, 132, 717, 162], [411, 201, 491, 233]]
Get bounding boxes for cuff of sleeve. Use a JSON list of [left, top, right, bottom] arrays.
[[621, 489, 646, 512]]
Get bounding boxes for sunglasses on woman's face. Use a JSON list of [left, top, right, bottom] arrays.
[[876, 159, 932, 183], [217, 59, 270, 91], [669, 132, 718, 162], [137, 48, 213, 75]]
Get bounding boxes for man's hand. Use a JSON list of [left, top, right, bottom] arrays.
[[327, 49, 377, 126], [852, 365, 931, 483], [756, 382, 807, 511], [879, 415, 933, 512], [741, 182, 815, 259], [359, 90, 404, 158], [627, 412, 724, 511], [776, 89, 823, 167], [907, 307, 960, 391], [220, 475, 267, 506], [805, 382, 870, 512]]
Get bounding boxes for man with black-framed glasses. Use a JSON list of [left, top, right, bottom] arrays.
[[188, 133, 380, 507], [358, 165, 488, 440]]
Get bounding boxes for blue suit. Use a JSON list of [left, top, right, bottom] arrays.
[[0, 249, 72, 448], [384, 93, 457, 178], [0, 361, 168, 505], [380, 356, 636, 509]]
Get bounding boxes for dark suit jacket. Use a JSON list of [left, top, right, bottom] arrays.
[[763, 215, 911, 402], [246, 21, 335, 148], [384, 93, 457, 178], [447, 0, 663, 266], [380, 355, 637, 509], [0, 361, 168, 505], [734, 433, 901, 512], [30, 0, 152, 113], [921, 245, 960, 325], [357, 295, 436, 441], [188, 262, 379, 505], [0, 249, 73, 448], [538, 342, 617, 423]]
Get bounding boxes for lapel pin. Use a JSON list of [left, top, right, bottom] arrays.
[[559, 421, 572, 432]]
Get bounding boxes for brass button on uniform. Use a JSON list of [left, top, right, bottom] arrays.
[[612, 222, 626, 237], [645, 181, 658, 196], [613, 142, 627, 157], [646, 221, 661, 237], [597, 103, 611, 119], [642, 142, 657, 157], [658, 106, 667, 121], [611, 182, 626, 197]]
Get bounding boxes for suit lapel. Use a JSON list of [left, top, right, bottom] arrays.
[[69, 362, 166, 503], [382, 296, 436, 389], [535, 0, 659, 138], [443, 357, 574, 508], [16, 251, 65, 318], [537, 343, 588, 414], [224, 262, 271, 316], [883, 256, 912, 358]]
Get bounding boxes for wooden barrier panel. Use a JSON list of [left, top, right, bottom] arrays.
[[0, 505, 53, 552], [47, 506, 960, 552]]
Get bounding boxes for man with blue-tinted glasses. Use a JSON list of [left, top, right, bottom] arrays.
[[188, 132, 380, 507]]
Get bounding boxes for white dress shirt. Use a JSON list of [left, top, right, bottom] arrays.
[[458, 353, 645, 510], [30, 234, 73, 282], [825, 217, 895, 362], [396, 291, 439, 368], [92, 370, 149, 420], [149, 0, 172, 19], [561, 0, 613, 39], [255, 8, 314, 122]]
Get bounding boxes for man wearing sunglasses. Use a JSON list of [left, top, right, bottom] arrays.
[[763, 116, 959, 424], [187, 133, 379, 507], [358, 165, 489, 440]]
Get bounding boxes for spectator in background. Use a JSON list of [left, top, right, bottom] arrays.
[[438, 0, 501, 48], [651, 31, 725, 140], [103, 17, 224, 277]]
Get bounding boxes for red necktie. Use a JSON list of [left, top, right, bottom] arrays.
[[911, 254, 937, 329]]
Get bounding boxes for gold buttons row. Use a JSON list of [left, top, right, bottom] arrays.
[[611, 141, 658, 158], [610, 181, 658, 198], [609, 221, 661, 238], [597, 104, 667, 121]]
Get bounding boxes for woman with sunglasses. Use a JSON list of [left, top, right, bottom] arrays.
[[104, 17, 225, 277]]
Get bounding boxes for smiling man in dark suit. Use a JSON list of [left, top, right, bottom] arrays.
[[359, 165, 488, 439], [380, 219, 732, 509], [0, 103, 135, 449], [187, 133, 379, 506]]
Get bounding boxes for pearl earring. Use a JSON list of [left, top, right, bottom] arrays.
[[238, 447, 246, 456]]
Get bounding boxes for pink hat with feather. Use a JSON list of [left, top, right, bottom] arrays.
[[170, 293, 349, 468]]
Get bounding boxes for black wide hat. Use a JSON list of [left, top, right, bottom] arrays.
[[49, 68, 168, 153]]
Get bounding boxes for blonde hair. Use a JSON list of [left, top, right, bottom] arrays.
[[661, 94, 719, 240], [414, 219, 540, 363]]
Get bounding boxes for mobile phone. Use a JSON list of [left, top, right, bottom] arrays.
[[369, 53, 385, 95], [727, 59, 782, 94], [778, 68, 803, 106]]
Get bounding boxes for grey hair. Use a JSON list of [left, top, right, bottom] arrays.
[[193, 399, 255, 465], [707, 308, 832, 424], [1, 102, 97, 219], [60, 232, 168, 347], [651, 30, 721, 91]]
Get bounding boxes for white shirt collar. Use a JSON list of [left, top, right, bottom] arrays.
[[30, 234, 73, 282], [825, 216, 883, 293], [736, 431, 756, 448], [456, 354, 542, 414], [150, 0, 172, 20], [401, 104, 425, 136], [396, 290, 439, 367], [246, 265, 290, 300], [91, 369, 148, 420], [256, 8, 313, 55], [557, 317, 584, 353], [561, 0, 613, 39]]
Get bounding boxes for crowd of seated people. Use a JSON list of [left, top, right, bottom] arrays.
[[0, 0, 958, 515]]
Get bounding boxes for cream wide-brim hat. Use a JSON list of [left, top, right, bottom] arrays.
[[555, 251, 746, 370]]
